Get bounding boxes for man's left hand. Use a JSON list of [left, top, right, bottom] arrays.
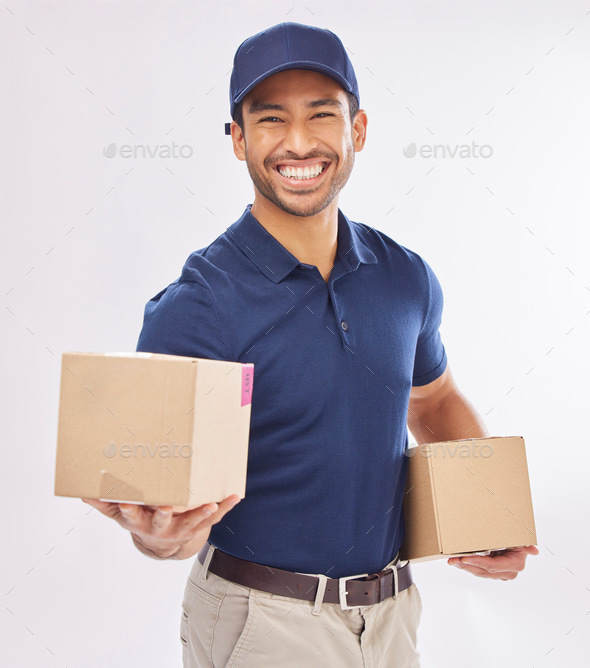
[[447, 545, 539, 580]]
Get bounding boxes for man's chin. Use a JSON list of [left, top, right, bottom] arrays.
[[266, 193, 333, 218]]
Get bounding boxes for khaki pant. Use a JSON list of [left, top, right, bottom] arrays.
[[180, 544, 423, 667]]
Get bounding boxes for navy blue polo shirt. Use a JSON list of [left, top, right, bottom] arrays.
[[136, 203, 447, 578]]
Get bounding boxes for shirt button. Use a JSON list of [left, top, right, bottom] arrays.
[[341, 320, 349, 331]]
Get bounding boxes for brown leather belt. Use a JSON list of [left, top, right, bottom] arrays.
[[197, 543, 413, 610]]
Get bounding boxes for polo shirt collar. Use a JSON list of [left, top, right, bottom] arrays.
[[226, 203, 377, 284]]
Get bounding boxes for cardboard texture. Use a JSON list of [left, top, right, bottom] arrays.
[[54, 352, 254, 511], [400, 436, 537, 562]]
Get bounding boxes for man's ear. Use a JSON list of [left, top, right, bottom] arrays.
[[352, 109, 368, 152], [231, 121, 246, 161]]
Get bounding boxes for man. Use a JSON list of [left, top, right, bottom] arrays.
[[83, 22, 538, 667]]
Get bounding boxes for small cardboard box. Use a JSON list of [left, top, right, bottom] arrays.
[[400, 436, 537, 562], [54, 352, 254, 511]]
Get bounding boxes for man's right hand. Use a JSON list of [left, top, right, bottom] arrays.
[[81, 494, 241, 560]]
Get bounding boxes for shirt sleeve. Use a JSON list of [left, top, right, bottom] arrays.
[[135, 274, 231, 361], [412, 256, 447, 386]]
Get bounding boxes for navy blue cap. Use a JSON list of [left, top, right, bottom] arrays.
[[225, 22, 360, 135]]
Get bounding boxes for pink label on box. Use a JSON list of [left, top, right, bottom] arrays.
[[241, 364, 254, 406]]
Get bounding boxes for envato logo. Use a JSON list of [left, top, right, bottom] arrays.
[[103, 441, 192, 459], [402, 142, 493, 159], [405, 442, 493, 458], [103, 142, 194, 159]]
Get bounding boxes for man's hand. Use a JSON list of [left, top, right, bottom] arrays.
[[447, 545, 539, 580], [81, 494, 241, 560]]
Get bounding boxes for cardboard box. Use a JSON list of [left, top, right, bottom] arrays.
[[54, 352, 254, 511], [400, 436, 537, 562]]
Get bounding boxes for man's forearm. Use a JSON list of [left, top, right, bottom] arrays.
[[408, 389, 490, 445]]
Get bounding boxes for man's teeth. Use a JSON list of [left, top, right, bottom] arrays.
[[278, 163, 326, 180]]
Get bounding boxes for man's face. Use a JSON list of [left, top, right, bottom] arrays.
[[232, 69, 366, 218]]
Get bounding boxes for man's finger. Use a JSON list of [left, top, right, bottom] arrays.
[[151, 507, 175, 532], [210, 495, 241, 522], [177, 502, 220, 532], [82, 498, 121, 517], [118, 503, 157, 534], [451, 561, 517, 579], [459, 550, 527, 573], [119, 503, 141, 516], [201, 495, 241, 527], [180, 496, 240, 533]]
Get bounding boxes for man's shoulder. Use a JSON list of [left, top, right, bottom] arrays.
[[177, 227, 241, 284], [347, 217, 431, 277]]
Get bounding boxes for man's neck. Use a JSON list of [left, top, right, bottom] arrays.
[[250, 196, 339, 282]]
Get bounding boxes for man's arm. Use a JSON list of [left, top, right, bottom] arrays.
[[408, 364, 490, 444], [407, 364, 539, 580]]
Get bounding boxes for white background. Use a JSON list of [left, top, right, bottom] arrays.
[[2, 1, 589, 666]]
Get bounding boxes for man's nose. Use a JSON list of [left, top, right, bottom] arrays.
[[281, 121, 319, 155]]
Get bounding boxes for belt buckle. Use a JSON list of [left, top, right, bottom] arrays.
[[338, 572, 369, 610]]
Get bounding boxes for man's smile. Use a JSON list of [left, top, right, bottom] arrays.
[[273, 160, 332, 186]]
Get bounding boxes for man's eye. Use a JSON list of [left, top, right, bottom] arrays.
[[258, 113, 334, 123]]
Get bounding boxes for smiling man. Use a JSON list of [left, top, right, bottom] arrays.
[[84, 21, 537, 667], [235, 69, 356, 285]]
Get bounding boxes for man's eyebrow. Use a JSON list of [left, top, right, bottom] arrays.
[[247, 98, 344, 115]]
